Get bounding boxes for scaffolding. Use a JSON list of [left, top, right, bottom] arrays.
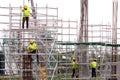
[[0, 4, 78, 80], [0, 0, 120, 80]]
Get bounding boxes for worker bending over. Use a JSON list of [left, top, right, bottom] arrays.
[[26, 39, 39, 63], [26, 39, 37, 53]]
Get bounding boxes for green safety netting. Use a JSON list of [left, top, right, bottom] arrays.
[[56, 42, 120, 47]]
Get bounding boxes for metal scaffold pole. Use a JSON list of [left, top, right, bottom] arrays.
[[30, 0, 37, 26]]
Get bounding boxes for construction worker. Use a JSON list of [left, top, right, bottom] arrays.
[[22, 4, 31, 29], [90, 58, 97, 78], [25, 39, 39, 63], [71, 57, 79, 78], [24, 39, 38, 80], [26, 39, 37, 53], [26, 39, 39, 70]]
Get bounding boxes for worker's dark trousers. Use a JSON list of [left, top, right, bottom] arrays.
[[72, 68, 75, 78], [22, 17, 29, 29], [71, 68, 79, 78], [29, 50, 37, 54], [28, 50, 39, 64], [92, 68, 96, 77]]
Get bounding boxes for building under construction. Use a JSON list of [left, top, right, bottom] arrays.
[[0, 0, 120, 80]]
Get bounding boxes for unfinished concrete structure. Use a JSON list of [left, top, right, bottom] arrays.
[[0, 0, 120, 80]]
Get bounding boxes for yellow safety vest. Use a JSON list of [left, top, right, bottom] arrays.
[[26, 43, 37, 51], [90, 61, 97, 68], [72, 62, 78, 69], [22, 8, 30, 17]]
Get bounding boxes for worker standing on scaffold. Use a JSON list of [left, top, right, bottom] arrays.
[[71, 57, 79, 79], [22, 4, 31, 29], [90, 58, 97, 79]]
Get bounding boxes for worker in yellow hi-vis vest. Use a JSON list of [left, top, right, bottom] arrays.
[[71, 57, 79, 78], [22, 4, 32, 29], [25, 39, 39, 64], [90, 58, 97, 78], [26, 39, 37, 53]]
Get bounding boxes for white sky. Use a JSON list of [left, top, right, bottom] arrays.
[[0, 0, 113, 24], [0, 0, 120, 41]]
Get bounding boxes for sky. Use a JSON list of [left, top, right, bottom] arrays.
[[0, 0, 115, 25], [0, 0, 80, 20], [0, 0, 120, 42], [0, 0, 115, 23]]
